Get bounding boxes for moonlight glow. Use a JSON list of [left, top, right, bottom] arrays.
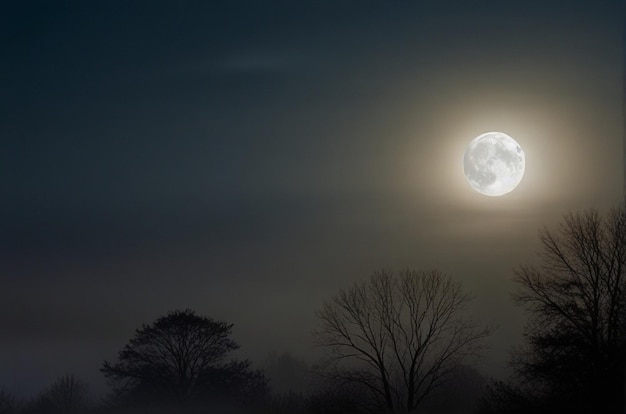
[[463, 132, 525, 196]]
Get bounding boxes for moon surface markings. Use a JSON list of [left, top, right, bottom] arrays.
[[463, 132, 525, 196]]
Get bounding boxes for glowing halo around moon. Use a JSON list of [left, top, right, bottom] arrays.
[[463, 132, 525, 196]]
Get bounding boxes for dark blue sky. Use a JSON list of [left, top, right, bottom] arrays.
[[1, 0, 622, 397]]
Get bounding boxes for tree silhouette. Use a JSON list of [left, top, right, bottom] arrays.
[[420, 365, 487, 413], [314, 269, 491, 413], [44, 375, 89, 414], [101, 309, 267, 410], [477, 380, 539, 414], [308, 380, 373, 414], [22, 375, 90, 414], [511, 207, 626, 413], [263, 351, 312, 396], [0, 389, 17, 414]]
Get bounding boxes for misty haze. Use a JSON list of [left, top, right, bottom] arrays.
[[1, 0, 624, 413]]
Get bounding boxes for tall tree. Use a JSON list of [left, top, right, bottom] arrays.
[[101, 309, 267, 409], [512, 207, 626, 413], [314, 269, 491, 413]]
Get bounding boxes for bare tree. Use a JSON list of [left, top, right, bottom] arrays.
[[45, 375, 89, 414], [263, 351, 312, 396], [0, 389, 17, 414], [512, 207, 626, 412], [26, 375, 90, 414], [314, 269, 491, 413]]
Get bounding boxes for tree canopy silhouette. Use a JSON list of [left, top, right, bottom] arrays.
[[314, 269, 491, 413], [101, 309, 267, 409], [510, 207, 626, 413]]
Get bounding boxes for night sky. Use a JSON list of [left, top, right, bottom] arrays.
[[1, 0, 623, 397]]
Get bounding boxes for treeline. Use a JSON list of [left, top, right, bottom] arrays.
[[0, 308, 485, 414], [0, 360, 486, 414], [2, 207, 626, 413]]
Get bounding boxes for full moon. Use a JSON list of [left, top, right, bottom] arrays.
[[463, 132, 525, 196]]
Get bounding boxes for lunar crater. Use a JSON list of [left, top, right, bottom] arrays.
[[463, 132, 525, 196]]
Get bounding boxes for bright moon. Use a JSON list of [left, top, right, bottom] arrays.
[[463, 132, 525, 196]]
